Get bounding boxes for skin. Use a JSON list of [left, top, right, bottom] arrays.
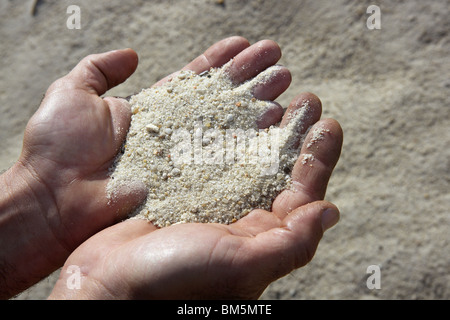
[[0, 36, 342, 299]]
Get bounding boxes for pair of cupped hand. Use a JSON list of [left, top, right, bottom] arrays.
[[2, 36, 342, 299]]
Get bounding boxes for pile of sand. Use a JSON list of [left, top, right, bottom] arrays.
[[107, 65, 306, 226]]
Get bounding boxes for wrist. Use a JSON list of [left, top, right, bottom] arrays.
[[0, 162, 69, 298]]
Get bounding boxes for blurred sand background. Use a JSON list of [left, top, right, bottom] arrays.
[[1, 0, 448, 299]]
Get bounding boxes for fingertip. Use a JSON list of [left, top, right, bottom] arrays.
[[280, 92, 322, 129], [227, 39, 283, 83], [119, 48, 139, 75], [182, 36, 251, 74], [108, 180, 148, 221], [287, 200, 340, 232], [110, 48, 139, 82], [256, 39, 282, 60], [122, 47, 139, 61], [256, 101, 284, 128], [224, 35, 251, 49], [320, 204, 340, 232], [110, 47, 138, 64], [300, 92, 322, 115], [301, 118, 343, 169], [322, 118, 344, 147], [252, 66, 291, 101], [284, 201, 339, 240]]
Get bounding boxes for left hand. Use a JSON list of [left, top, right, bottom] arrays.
[[20, 49, 148, 247], [0, 49, 147, 298]]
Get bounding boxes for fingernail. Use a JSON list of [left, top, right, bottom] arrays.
[[321, 208, 339, 231]]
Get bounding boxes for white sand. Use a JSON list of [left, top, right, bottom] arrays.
[[2, 1, 448, 299], [107, 65, 307, 227]]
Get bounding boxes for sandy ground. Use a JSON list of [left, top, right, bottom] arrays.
[[1, 0, 448, 299]]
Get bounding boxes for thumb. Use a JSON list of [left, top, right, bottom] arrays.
[[65, 48, 139, 96], [243, 201, 339, 282]]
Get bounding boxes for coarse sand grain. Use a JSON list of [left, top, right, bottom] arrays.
[[107, 62, 311, 227]]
